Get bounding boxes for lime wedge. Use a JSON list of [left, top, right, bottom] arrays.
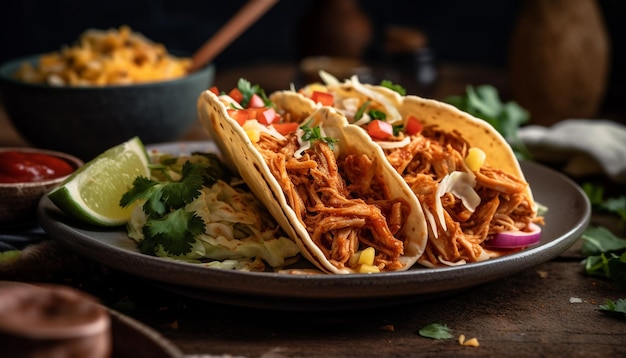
[[48, 137, 150, 226]]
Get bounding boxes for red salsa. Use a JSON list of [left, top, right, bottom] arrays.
[[0, 151, 74, 183]]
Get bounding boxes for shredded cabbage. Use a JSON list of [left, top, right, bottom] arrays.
[[127, 178, 300, 271]]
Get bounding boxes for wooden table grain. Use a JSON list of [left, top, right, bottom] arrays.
[[1, 63, 625, 357]]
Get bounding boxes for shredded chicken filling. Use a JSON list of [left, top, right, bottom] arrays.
[[385, 125, 540, 266], [255, 132, 410, 271]]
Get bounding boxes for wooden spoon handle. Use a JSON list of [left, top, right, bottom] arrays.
[[191, 0, 278, 71]]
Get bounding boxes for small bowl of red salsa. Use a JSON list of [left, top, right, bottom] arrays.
[[0, 147, 83, 224]]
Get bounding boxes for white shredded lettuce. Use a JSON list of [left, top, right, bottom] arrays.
[[425, 171, 481, 239], [375, 136, 411, 149], [319, 70, 341, 86], [128, 180, 300, 270]]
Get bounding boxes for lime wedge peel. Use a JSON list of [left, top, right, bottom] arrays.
[[48, 137, 150, 226]]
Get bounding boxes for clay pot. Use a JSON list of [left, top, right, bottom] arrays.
[[0, 283, 111, 358], [508, 0, 610, 126]]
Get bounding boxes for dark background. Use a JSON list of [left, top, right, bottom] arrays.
[[0, 0, 623, 112]]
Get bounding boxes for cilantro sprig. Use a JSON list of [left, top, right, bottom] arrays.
[[418, 323, 453, 340], [237, 78, 271, 108], [583, 182, 626, 224], [120, 155, 231, 256], [581, 182, 626, 319], [299, 120, 338, 150], [380, 79, 406, 96]]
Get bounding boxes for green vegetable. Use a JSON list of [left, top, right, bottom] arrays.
[[581, 227, 626, 288], [380, 79, 406, 96], [418, 323, 453, 339], [599, 298, 626, 318], [299, 121, 338, 151], [237, 78, 271, 108], [368, 109, 387, 121], [582, 182, 626, 224], [120, 160, 229, 256], [580, 182, 626, 318], [354, 100, 371, 121], [445, 85, 531, 160]]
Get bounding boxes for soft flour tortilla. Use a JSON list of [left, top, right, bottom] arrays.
[[287, 81, 535, 207], [197, 90, 428, 274]]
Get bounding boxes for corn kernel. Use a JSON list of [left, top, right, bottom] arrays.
[[358, 247, 375, 265], [458, 334, 466, 345], [358, 263, 380, 273], [245, 129, 260, 143], [464, 147, 486, 172]]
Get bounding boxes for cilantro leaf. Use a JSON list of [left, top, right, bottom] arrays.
[[121, 160, 221, 257], [581, 226, 626, 256], [368, 109, 387, 121], [582, 226, 626, 287], [418, 323, 453, 339], [140, 209, 205, 256], [120, 176, 159, 207], [193, 152, 232, 187], [599, 298, 626, 318], [583, 182, 626, 224], [380, 80, 406, 96], [158, 161, 204, 209], [299, 122, 338, 151], [236, 78, 270, 108]]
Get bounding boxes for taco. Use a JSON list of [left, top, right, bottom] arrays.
[[197, 81, 428, 274], [292, 73, 542, 267]]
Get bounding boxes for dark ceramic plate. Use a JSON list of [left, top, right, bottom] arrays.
[[38, 141, 591, 311]]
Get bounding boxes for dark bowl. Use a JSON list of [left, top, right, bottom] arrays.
[[0, 54, 215, 161]]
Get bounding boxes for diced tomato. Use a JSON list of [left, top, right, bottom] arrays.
[[311, 91, 334, 106], [404, 115, 423, 135], [367, 120, 393, 140], [247, 93, 265, 108], [209, 86, 219, 96], [228, 88, 244, 103], [257, 107, 278, 125], [272, 122, 299, 135], [227, 109, 249, 126], [242, 108, 258, 120]]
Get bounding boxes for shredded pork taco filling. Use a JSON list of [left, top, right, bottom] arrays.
[[297, 74, 543, 267], [384, 125, 539, 266], [254, 130, 410, 271]]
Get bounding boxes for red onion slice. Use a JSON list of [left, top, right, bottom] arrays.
[[485, 223, 542, 249]]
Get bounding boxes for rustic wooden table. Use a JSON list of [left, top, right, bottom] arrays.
[[1, 63, 625, 357]]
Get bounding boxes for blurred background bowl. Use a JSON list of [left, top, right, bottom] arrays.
[[0, 147, 83, 225], [0, 54, 215, 161]]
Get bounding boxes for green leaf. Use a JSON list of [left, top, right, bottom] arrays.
[[143, 209, 205, 256], [368, 109, 387, 121], [380, 80, 406, 96], [418, 323, 453, 339], [354, 100, 370, 121], [599, 298, 626, 318], [581, 226, 626, 256], [119, 176, 159, 207], [299, 122, 338, 151]]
